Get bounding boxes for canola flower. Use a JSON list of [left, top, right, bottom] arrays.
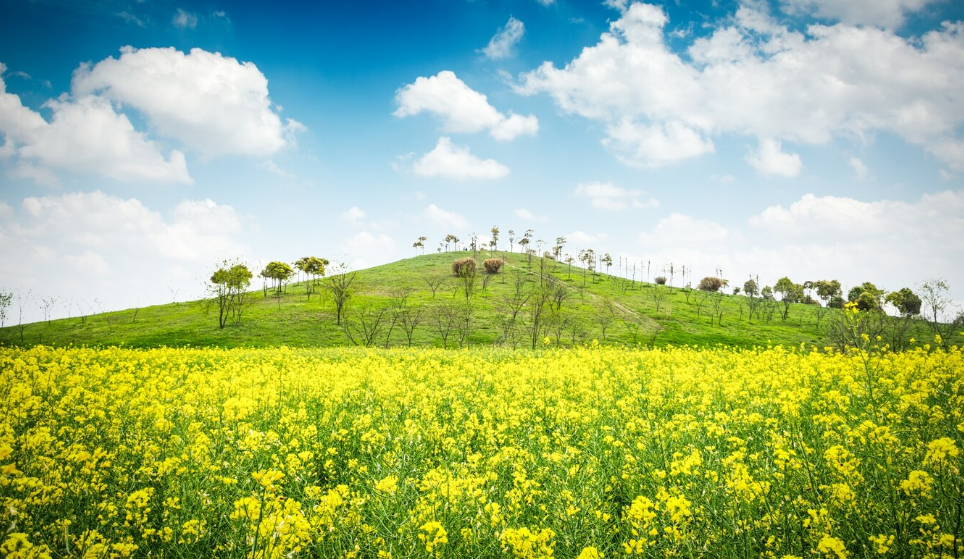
[[1, 344, 962, 558]]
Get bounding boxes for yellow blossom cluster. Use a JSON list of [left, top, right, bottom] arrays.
[[1, 343, 962, 558]]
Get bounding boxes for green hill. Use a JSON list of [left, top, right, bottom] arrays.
[[1, 251, 956, 350]]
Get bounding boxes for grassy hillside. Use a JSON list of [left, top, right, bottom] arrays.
[[1, 251, 957, 349]]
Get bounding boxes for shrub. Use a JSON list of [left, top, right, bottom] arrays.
[[483, 258, 504, 274], [452, 257, 477, 277], [698, 276, 723, 292], [654, 276, 667, 285]]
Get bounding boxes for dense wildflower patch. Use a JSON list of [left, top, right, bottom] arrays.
[[1, 344, 962, 558]]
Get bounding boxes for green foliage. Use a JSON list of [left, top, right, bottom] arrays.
[[262, 261, 295, 295], [847, 282, 884, 310], [209, 261, 254, 329], [886, 288, 922, 317], [4, 252, 961, 351]]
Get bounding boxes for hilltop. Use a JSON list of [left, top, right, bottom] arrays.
[[1, 251, 956, 350]]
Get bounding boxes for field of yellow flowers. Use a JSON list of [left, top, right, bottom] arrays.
[[1, 343, 962, 558]]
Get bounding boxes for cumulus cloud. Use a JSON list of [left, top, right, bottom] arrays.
[[514, 208, 549, 222], [0, 191, 246, 322], [394, 71, 537, 141], [423, 203, 469, 230], [1, 49, 301, 184], [631, 191, 964, 303], [745, 139, 803, 177], [411, 137, 510, 180], [574, 181, 659, 210], [483, 16, 525, 60], [1, 69, 191, 185], [780, 0, 937, 29], [73, 47, 303, 158], [519, 3, 964, 172]]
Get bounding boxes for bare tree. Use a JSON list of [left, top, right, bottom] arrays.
[[15, 290, 31, 344], [651, 284, 668, 314], [709, 291, 725, 326], [497, 285, 531, 348], [94, 298, 114, 336], [341, 306, 389, 347], [384, 287, 414, 347], [429, 302, 459, 348], [549, 282, 572, 311], [423, 276, 447, 299], [919, 278, 956, 345], [454, 303, 474, 348], [325, 263, 358, 326], [167, 285, 180, 305], [39, 296, 59, 325], [399, 307, 424, 347], [621, 315, 643, 345], [523, 286, 553, 349]]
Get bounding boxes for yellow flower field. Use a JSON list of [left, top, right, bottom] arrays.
[[1, 344, 962, 558]]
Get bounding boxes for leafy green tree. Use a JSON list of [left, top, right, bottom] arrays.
[[814, 280, 843, 307], [208, 261, 254, 328], [262, 261, 294, 295], [294, 256, 328, 299], [774, 277, 804, 320], [490, 226, 500, 253], [885, 287, 922, 317], [847, 282, 884, 310]]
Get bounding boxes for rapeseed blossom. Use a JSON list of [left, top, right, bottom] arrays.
[[0, 344, 961, 557]]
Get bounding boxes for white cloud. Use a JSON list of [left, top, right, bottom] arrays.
[[483, 16, 525, 60], [573, 181, 660, 210], [72, 46, 304, 158], [0, 191, 246, 323], [340, 206, 366, 223], [780, 0, 937, 29], [849, 156, 869, 180], [7, 163, 59, 187], [0, 81, 191, 184], [535, 0, 556, 5], [411, 137, 510, 180], [630, 191, 964, 303], [394, 71, 537, 141], [490, 113, 539, 142], [423, 203, 469, 230], [745, 138, 802, 177], [603, 119, 714, 168], [519, 3, 964, 172], [514, 208, 549, 222], [2, 48, 300, 184], [172, 8, 198, 29]]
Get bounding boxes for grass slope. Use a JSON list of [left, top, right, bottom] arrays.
[[1, 251, 956, 349]]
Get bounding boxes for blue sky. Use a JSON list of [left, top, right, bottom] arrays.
[[1, 0, 963, 322]]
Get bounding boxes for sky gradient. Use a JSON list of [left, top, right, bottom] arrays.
[[2, 0, 963, 323]]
